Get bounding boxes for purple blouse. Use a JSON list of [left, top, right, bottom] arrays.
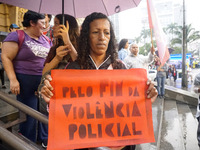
[[3, 31, 51, 75]]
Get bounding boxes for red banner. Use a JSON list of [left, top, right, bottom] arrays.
[[48, 69, 155, 150]]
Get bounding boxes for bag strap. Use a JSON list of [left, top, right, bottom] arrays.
[[17, 30, 50, 50], [16, 30, 25, 49], [42, 34, 51, 44]]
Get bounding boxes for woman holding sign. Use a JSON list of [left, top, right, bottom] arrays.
[[40, 12, 158, 150]]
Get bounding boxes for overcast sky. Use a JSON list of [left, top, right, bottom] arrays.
[[118, 0, 200, 40]]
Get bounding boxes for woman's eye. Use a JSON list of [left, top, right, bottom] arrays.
[[105, 32, 110, 35], [92, 31, 98, 34]]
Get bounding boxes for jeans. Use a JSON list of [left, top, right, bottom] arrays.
[[197, 117, 200, 147], [16, 73, 48, 142], [0, 69, 5, 85], [157, 76, 166, 96]]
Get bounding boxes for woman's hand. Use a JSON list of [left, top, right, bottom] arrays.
[[41, 74, 53, 103], [55, 45, 71, 61], [57, 21, 70, 45], [56, 21, 78, 61], [146, 79, 158, 103], [10, 79, 20, 95]]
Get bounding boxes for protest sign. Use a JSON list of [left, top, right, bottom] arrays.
[[48, 69, 155, 150]]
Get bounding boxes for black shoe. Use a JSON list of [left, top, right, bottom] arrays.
[[2, 85, 6, 89], [42, 139, 48, 149], [159, 95, 162, 99]]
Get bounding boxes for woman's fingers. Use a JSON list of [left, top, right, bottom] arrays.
[[56, 45, 71, 59], [41, 76, 54, 103], [44, 79, 53, 91], [66, 21, 69, 32], [11, 87, 20, 95], [42, 84, 53, 97], [146, 79, 158, 102], [41, 86, 52, 103]]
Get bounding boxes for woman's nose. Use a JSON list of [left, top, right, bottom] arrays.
[[98, 32, 105, 40]]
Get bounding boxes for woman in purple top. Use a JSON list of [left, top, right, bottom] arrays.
[[2, 10, 51, 142]]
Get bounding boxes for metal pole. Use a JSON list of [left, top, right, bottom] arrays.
[[62, 0, 64, 25], [182, 0, 187, 87], [0, 126, 37, 150], [0, 91, 48, 125]]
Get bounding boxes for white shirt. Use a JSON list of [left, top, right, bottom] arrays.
[[123, 52, 154, 71]]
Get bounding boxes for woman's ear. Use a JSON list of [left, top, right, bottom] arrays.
[[30, 20, 36, 27]]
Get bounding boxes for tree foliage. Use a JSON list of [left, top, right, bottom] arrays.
[[134, 23, 200, 55]]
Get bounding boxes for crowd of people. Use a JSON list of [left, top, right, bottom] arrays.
[[3, 8, 199, 150], [0, 10, 158, 149]]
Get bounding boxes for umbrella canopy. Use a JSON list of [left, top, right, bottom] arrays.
[[0, 0, 141, 18]]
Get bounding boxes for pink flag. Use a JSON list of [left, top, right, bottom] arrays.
[[147, 0, 170, 66]]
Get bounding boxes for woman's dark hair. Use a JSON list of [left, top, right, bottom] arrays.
[[118, 38, 128, 51], [44, 14, 80, 64], [22, 10, 45, 27], [77, 12, 119, 69], [47, 14, 52, 22]]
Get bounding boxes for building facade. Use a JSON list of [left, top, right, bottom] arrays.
[[0, 3, 27, 43]]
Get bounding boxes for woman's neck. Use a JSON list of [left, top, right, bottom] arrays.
[[24, 28, 40, 40], [90, 54, 106, 68]]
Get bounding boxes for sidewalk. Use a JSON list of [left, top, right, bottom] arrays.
[[165, 77, 193, 92], [166, 68, 200, 92]]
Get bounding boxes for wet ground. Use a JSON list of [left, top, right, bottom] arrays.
[[165, 68, 200, 92]]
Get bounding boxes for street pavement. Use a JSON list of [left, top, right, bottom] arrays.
[[166, 68, 200, 92]]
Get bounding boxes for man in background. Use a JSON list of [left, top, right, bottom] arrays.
[[9, 24, 20, 32], [43, 14, 53, 41]]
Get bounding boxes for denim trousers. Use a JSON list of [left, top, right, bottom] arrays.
[[16, 73, 48, 142], [157, 76, 166, 96]]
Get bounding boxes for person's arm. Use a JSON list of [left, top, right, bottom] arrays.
[[145, 46, 155, 64], [42, 22, 78, 75], [58, 22, 77, 61], [193, 73, 200, 93], [1, 42, 20, 95], [42, 45, 71, 75]]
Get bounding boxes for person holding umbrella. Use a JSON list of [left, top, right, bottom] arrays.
[[42, 14, 79, 75], [39, 13, 79, 148], [39, 12, 157, 149], [1, 10, 51, 142]]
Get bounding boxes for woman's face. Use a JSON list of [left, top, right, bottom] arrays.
[[34, 19, 45, 35], [124, 41, 129, 49], [89, 19, 110, 57], [44, 15, 50, 29], [52, 17, 60, 38]]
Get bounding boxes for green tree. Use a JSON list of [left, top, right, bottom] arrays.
[[133, 36, 141, 44], [140, 28, 151, 44], [171, 24, 200, 52], [165, 23, 178, 46]]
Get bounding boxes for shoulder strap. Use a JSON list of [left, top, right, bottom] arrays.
[[16, 30, 25, 49], [16, 31, 50, 50], [42, 34, 50, 44]]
